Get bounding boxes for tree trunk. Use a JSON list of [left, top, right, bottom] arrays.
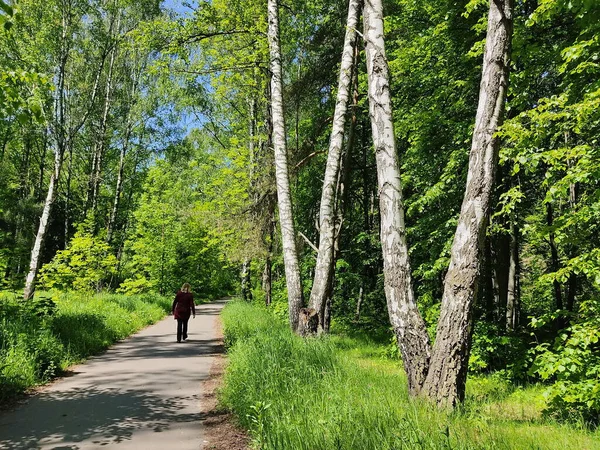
[[263, 254, 272, 306], [24, 12, 70, 299], [297, 308, 318, 337], [36, 131, 48, 202], [546, 203, 563, 311], [263, 203, 275, 307], [89, 25, 118, 217], [241, 258, 252, 301], [106, 123, 130, 244], [308, 0, 362, 331], [267, 0, 303, 331], [355, 284, 364, 322], [364, 0, 431, 396], [64, 144, 73, 247], [24, 147, 63, 299], [24, 2, 104, 299], [565, 172, 577, 314], [107, 55, 142, 245], [506, 219, 519, 330], [491, 232, 509, 323], [422, 0, 513, 407]]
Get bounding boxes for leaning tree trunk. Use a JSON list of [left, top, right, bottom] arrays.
[[364, 0, 431, 396], [422, 0, 513, 407], [23, 146, 63, 299], [267, 0, 303, 331], [308, 0, 363, 332], [23, 4, 104, 300], [23, 18, 70, 300]]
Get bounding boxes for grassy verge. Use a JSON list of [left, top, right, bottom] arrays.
[[0, 290, 171, 402], [221, 302, 600, 450]]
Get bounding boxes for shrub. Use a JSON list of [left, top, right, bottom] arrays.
[[38, 230, 117, 292], [469, 322, 530, 379], [530, 300, 600, 425]]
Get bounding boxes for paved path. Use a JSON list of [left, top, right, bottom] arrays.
[[0, 299, 228, 450]]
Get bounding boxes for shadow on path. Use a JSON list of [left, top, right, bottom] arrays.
[[0, 387, 208, 449], [0, 299, 230, 450]]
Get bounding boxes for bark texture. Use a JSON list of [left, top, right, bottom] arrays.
[[24, 4, 105, 299], [364, 0, 431, 395], [505, 220, 519, 330], [23, 149, 61, 300], [422, 0, 513, 407], [297, 308, 318, 337], [267, 0, 303, 331], [308, 0, 363, 331], [24, 12, 70, 300]]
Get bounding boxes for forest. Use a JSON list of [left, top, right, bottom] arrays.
[[1, 0, 599, 446]]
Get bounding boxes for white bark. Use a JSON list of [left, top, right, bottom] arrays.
[[23, 5, 105, 299], [267, 0, 303, 331], [308, 0, 363, 331], [23, 148, 62, 299], [422, 0, 513, 407], [90, 11, 120, 214], [506, 220, 518, 330], [106, 122, 130, 244], [364, 0, 431, 395]]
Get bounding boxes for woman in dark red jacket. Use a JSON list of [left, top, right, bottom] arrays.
[[172, 283, 196, 342]]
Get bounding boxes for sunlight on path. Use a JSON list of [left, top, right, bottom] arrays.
[[0, 299, 228, 450]]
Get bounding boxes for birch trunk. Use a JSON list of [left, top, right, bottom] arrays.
[[24, 13, 70, 300], [505, 220, 519, 330], [241, 258, 252, 301], [106, 122, 130, 244], [24, 4, 105, 299], [24, 146, 63, 299], [267, 0, 303, 331], [64, 145, 73, 246], [90, 20, 119, 215], [308, 0, 363, 331], [107, 55, 143, 245], [364, 0, 431, 395], [422, 0, 513, 407]]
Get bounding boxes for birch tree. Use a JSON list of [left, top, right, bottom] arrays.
[[421, 0, 513, 406], [308, 0, 363, 332], [364, 0, 513, 403], [24, 1, 106, 299], [267, 0, 303, 331], [363, 0, 431, 394]]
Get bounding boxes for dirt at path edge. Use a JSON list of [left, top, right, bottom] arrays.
[[200, 316, 250, 450]]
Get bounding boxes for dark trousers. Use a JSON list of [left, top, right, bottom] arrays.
[[177, 318, 189, 342]]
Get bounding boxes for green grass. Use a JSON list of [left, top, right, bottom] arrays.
[[0, 290, 171, 401], [221, 302, 600, 450]]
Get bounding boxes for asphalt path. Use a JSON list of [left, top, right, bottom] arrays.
[[0, 299, 228, 450]]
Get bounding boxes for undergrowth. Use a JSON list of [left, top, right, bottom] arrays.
[[221, 301, 600, 450], [0, 290, 170, 401]]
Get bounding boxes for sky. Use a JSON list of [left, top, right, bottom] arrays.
[[159, 0, 208, 137]]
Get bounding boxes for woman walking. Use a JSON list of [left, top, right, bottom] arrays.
[[172, 283, 196, 342]]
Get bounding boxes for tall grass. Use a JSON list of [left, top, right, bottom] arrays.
[[0, 291, 170, 401], [221, 302, 600, 450]]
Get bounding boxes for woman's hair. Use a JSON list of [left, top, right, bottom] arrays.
[[181, 283, 191, 293]]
